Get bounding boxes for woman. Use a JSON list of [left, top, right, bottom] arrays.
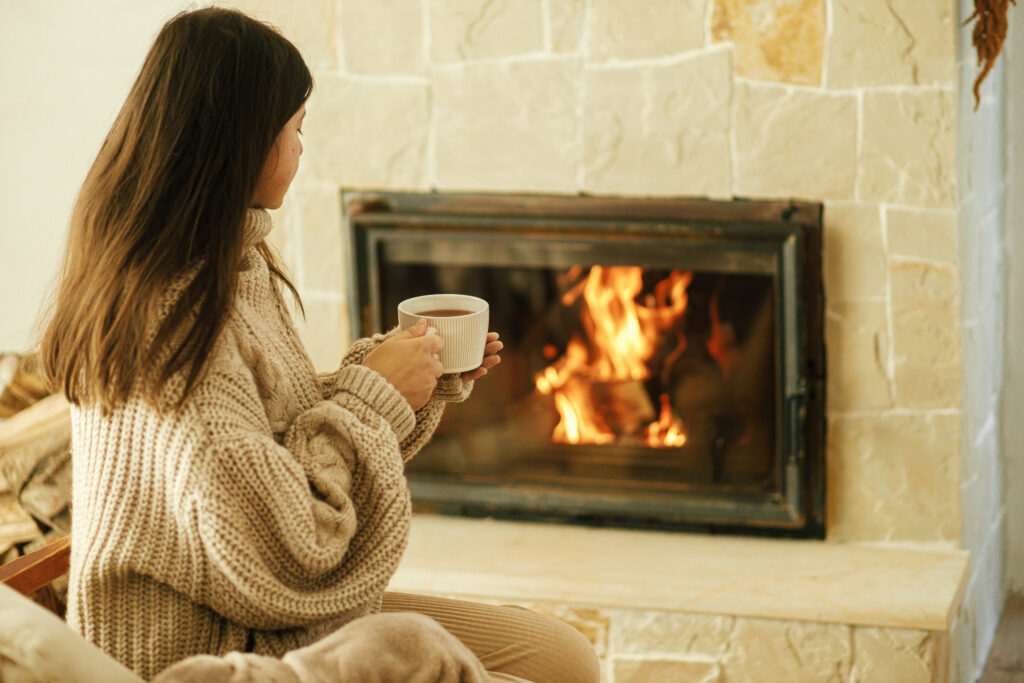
[[38, 7, 597, 683]]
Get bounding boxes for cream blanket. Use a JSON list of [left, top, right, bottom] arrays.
[[153, 612, 491, 683]]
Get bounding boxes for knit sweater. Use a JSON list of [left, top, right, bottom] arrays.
[[66, 209, 472, 680]]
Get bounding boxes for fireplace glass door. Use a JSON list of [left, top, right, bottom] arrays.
[[346, 193, 824, 536]]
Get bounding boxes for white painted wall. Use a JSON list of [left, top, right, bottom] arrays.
[[0, 1, 192, 352]]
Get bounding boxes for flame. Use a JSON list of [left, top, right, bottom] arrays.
[[535, 266, 692, 447], [536, 339, 616, 444], [644, 394, 687, 447], [706, 286, 738, 375]]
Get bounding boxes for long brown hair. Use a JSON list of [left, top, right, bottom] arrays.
[[39, 7, 311, 411]]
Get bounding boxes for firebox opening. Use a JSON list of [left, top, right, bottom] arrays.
[[380, 261, 778, 493], [348, 192, 824, 537]]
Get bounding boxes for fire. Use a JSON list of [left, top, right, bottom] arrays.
[[535, 338, 616, 444], [644, 394, 687, 447], [535, 266, 691, 447], [706, 286, 738, 375]]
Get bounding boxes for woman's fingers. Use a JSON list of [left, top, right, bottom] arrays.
[[362, 332, 446, 410], [460, 368, 486, 381], [460, 334, 502, 381]]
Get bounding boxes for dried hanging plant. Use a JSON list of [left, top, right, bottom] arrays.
[[964, 0, 1016, 110]]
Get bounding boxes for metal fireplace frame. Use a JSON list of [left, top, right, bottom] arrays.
[[344, 191, 825, 537]]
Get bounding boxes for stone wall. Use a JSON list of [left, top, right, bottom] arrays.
[[210, 0, 996, 678], [232, 0, 963, 546], [471, 597, 950, 682]]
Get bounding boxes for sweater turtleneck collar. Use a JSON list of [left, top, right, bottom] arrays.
[[243, 208, 273, 249]]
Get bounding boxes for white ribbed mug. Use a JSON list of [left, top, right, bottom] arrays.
[[397, 294, 489, 373]]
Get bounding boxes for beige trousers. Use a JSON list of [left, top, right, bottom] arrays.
[[381, 592, 601, 683]]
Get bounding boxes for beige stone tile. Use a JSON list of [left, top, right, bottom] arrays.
[[218, 0, 336, 69], [827, 0, 955, 88], [428, 0, 544, 62], [851, 628, 936, 682], [291, 185, 345, 294], [823, 202, 886, 299], [338, 0, 424, 74], [710, 0, 824, 86], [859, 89, 956, 208], [586, 0, 705, 62], [393, 515, 969, 631], [293, 295, 350, 372], [614, 659, 721, 682], [548, 0, 585, 53], [827, 413, 960, 542], [582, 48, 732, 198], [826, 301, 892, 411], [433, 60, 580, 193], [886, 208, 958, 264], [890, 262, 961, 408], [719, 619, 851, 682], [608, 609, 734, 657], [734, 82, 856, 200], [303, 74, 429, 189]]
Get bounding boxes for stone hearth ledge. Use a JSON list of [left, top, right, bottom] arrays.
[[389, 515, 970, 632]]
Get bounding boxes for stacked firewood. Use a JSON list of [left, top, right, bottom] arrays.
[[0, 353, 50, 418], [0, 352, 71, 614]]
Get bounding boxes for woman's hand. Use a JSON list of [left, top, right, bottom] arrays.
[[362, 319, 445, 410], [461, 332, 502, 382]]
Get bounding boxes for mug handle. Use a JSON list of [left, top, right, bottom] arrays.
[[425, 325, 440, 361]]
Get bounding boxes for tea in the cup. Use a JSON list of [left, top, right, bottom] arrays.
[[417, 309, 472, 317]]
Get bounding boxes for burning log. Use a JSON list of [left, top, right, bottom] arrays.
[[589, 379, 655, 436], [535, 266, 693, 447]]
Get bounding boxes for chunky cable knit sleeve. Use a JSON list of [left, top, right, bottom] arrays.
[[311, 330, 397, 399], [317, 329, 474, 462], [398, 374, 472, 462], [182, 362, 416, 631]]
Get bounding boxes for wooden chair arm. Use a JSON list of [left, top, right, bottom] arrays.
[[0, 535, 71, 596]]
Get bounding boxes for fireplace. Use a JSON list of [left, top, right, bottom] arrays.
[[346, 192, 824, 537]]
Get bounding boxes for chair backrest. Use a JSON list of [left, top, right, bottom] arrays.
[[0, 535, 71, 595]]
